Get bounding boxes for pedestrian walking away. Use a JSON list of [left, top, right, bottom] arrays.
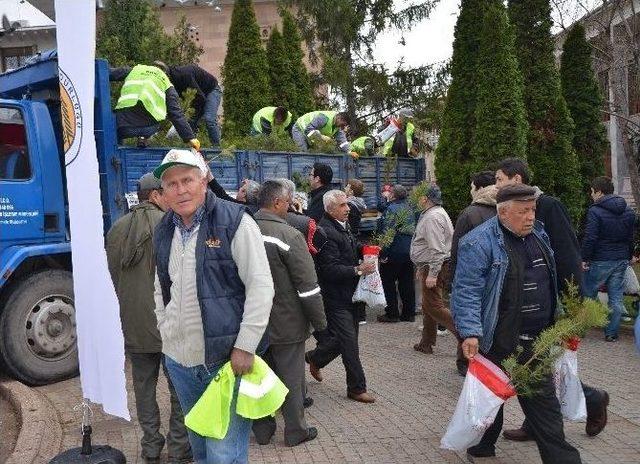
[[252, 179, 327, 447]]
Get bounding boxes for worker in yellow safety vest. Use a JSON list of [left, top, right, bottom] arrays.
[[291, 110, 351, 153], [381, 108, 417, 157], [251, 106, 293, 136], [110, 64, 200, 149]]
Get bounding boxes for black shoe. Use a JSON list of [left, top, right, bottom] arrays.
[[303, 396, 314, 408], [287, 427, 318, 447], [400, 315, 415, 322], [377, 314, 400, 323], [605, 335, 618, 342], [467, 444, 496, 458], [254, 421, 277, 445], [137, 137, 149, 148]]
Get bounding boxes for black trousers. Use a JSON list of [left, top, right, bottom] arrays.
[[521, 383, 603, 431], [380, 259, 415, 320], [477, 348, 581, 464], [307, 305, 367, 394]]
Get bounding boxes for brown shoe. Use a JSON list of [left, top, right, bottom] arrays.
[[413, 343, 433, 354], [347, 391, 376, 403], [586, 390, 609, 437], [305, 352, 323, 382], [502, 428, 532, 442]]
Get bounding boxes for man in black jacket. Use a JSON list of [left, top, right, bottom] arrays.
[[305, 190, 377, 403], [156, 62, 222, 147], [304, 163, 333, 222], [494, 158, 610, 442]]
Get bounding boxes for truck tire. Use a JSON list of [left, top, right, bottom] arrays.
[[0, 270, 79, 385]]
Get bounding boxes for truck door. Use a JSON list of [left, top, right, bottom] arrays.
[[0, 105, 44, 250]]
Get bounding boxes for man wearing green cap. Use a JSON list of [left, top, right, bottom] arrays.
[[152, 149, 275, 463]]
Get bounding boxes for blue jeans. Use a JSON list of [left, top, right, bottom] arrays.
[[584, 259, 628, 337], [164, 356, 251, 464], [191, 87, 222, 146]]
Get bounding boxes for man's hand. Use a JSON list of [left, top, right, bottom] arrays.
[[462, 337, 479, 360], [582, 261, 590, 271], [424, 275, 438, 288], [230, 348, 254, 376], [189, 138, 201, 151], [357, 261, 376, 276]]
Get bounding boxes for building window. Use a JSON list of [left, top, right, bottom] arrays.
[[598, 70, 610, 122], [0, 46, 35, 72], [628, 61, 640, 115]]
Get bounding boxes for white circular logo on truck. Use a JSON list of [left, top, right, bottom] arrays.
[[58, 68, 83, 166]]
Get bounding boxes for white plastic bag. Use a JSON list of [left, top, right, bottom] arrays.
[[553, 348, 587, 421], [441, 354, 516, 451], [352, 247, 387, 310], [624, 265, 640, 295]]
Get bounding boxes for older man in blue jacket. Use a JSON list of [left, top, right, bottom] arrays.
[[451, 184, 581, 464]]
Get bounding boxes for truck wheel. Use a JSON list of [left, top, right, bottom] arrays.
[[0, 270, 78, 385]]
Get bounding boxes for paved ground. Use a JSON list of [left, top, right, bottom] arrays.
[[31, 319, 640, 464], [0, 392, 18, 462]]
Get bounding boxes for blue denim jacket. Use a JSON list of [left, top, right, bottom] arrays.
[[451, 216, 557, 354]]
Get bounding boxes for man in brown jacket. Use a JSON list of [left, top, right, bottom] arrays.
[[106, 173, 191, 464], [253, 179, 328, 446]]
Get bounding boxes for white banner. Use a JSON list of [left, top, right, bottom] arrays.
[[54, 0, 129, 420]]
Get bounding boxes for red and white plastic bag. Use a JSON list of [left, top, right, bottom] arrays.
[[352, 245, 387, 310], [441, 354, 516, 451], [553, 339, 587, 421]]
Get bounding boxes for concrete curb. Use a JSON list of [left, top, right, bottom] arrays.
[[0, 380, 62, 464]]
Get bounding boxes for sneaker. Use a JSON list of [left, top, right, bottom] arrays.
[[622, 316, 632, 322], [605, 335, 618, 342], [358, 320, 367, 325], [437, 328, 449, 336]]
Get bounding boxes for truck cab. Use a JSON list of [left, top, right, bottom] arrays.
[[0, 54, 425, 385]]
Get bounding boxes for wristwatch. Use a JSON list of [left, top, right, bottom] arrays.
[[355, 266, 363, 276]]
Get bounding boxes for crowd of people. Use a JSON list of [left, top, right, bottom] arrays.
[[109, 61, 417, 157], [105, 76, 636, 462]]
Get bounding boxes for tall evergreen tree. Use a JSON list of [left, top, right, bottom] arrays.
[[280, 10, 315, 117], [434, 0, 486, 218], [97, 0, 201, 66], [560, 22, 608, 211], [508, 0, 583, 224], [471, 1, 527, 166], [266, 27, 289, 106], [222, 0, 271, 137]]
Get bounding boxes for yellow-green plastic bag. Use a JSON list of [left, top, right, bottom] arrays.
[[236, 356, 289, 419], [184, 362, 235, 439]]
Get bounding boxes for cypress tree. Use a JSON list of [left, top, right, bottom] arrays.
[[560, 23, 607, 210], [266, 27, 289, 106], [434, 0, 486, 218], [508, 0, 583, 224], [222, 0, 271, 137], [280, 10, 315, 117], [471, 1, 527, 165]]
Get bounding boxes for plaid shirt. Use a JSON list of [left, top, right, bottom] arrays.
[[173, 204, 206, 245]]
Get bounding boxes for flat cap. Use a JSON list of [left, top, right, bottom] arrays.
[[138, 172, 162, 191], [496, 184, 536, 204]]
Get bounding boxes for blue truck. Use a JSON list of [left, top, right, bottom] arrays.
[[0, 54, 425, 385]]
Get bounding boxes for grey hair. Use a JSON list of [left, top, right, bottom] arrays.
[[258, 180, 290, 208], [244, 180, 261, 205], [496, 200, 514, 213], [323, 189, 347, 212], [392, 184, 408, 200], [275, 178, 296, 196]]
